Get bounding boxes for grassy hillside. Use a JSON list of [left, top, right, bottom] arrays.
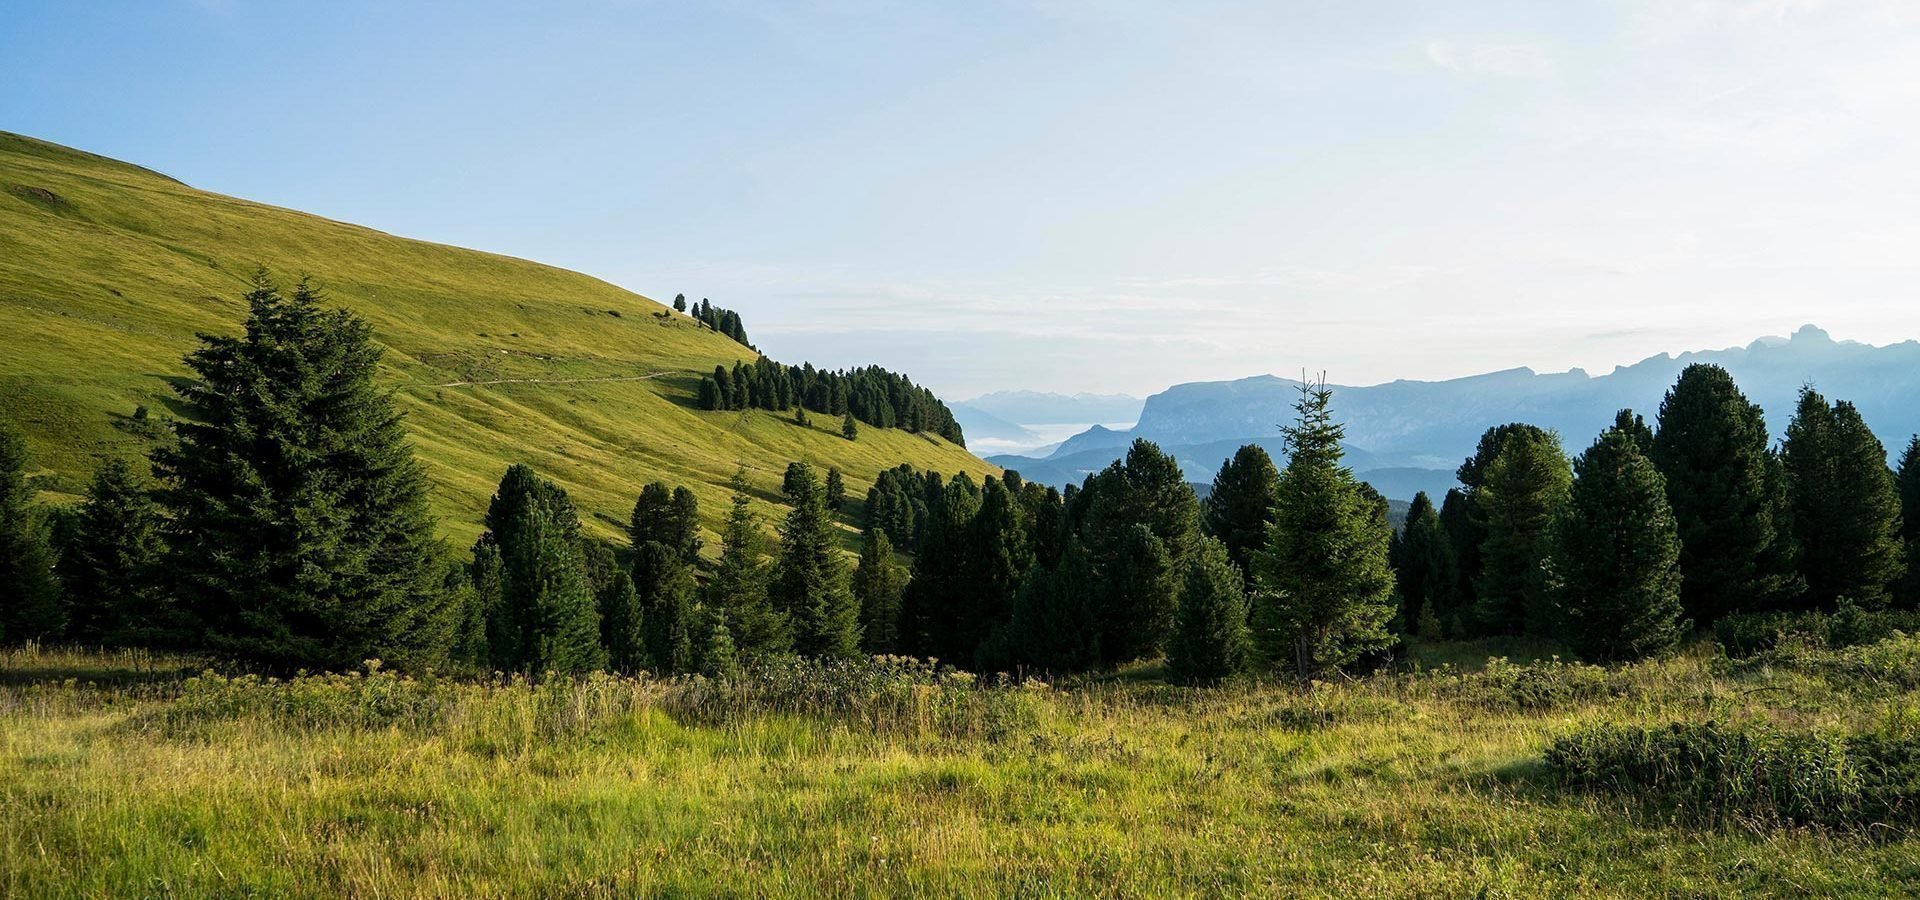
[[0, 132, 994, 547]]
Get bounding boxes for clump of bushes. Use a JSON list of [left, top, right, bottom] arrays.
[[1436, 657, 1622, 712], [1714, 601, 1920, 657], [665, 656, 1046, 742], [1545, 720, 1920, 831], [1742, 633, 1920, 691]]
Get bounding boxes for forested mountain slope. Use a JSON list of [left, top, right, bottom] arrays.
[[0, 132, 993, 546]]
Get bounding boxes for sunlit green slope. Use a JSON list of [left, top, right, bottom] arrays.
[[0, 132, 994, 547]]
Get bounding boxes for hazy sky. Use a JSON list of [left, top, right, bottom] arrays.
[[7, 0, 1920, 397]]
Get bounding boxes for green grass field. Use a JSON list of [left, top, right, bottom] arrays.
[[0, 132, 995, 548], [3, 641, 1917, 897]]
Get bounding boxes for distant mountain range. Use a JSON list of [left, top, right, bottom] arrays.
[[953, 390, 1145, 455], [989, 326, 1920, 502]]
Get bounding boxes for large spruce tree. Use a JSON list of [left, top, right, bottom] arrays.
[[706, 470, 787, 659], [1166, 536, 1251, 684], [629, 482, 701, 564], [476, 464, 605, 673], [771, 463, 860, 657], [0, 421, 61, 644], [1471, 426, 1571, 636], [633, 540, 697, 672], [1652, 364, 1801, 624], [1550, 426, 1685, 661], [1389, 491, 1445, 636], [1896, 436, 1920, 606], [62, 459, 169, 646], [1201, 443, 1280, 586], [1783, 388, 1904, 609], [597, 570, 646, 672], [853, 528, 907, 654], [155, 275, 455, 670], [1251, 380, 1395, 679]]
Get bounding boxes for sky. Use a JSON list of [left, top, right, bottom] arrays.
[[6, 0, 1920, 398]]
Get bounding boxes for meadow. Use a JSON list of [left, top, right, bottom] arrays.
[[4, 637, 1918, 897]]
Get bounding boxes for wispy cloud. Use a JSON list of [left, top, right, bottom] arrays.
[[1424, 40, 1556, 79]]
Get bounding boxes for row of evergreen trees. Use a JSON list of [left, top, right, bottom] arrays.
[[698, 358, 964, 446], [1389, 363, 1920, 661], [672, 294, 751, 349]]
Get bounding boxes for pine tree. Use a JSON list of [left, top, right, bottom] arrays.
[[960, 476, 1036, 666], [0, 422, 61, 644], [478, 465, 606, 673], [853, 528, 907, 654], [1895, 436, 1920, 606], [706, 471, 787, 658], [712, 366, 734, 411], [1450, 423, 1554, 616], [1550, 426, 1686, 661], [1070, 439, 1201, 667], [1652, 364, 1802, 624], [1433, 488, 1473, 634], [698, 377, 723, 411], [825, 467, 846, 512], [153, 275, 453, 671], [673, 293, 687, 313], [1471, 426, 1571, 636], [842, 411, 859, 441], [598, 570, 645, 672], [1783, 388, 1904, 609], [1166, 536, 1251, 684], [771, 463, 860, 657], [1002, 537, 1100, 672], [1389, 492, 1443, 636], [633, 540, 696, 672], [630, 482, 701, 563], [1613, 408, 1655, 457], [61, 458, 168, 646], [1201, 444, 1280, 586], [898, 473, 982, 658], [1251, 379, 1395, 678]]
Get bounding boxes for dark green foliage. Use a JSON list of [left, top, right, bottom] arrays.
[[772, 463, 860, 658], [853, 528, 907, 655], [629, 482, 701, 564], [0, 421, 61, 643], [865, 464, 935, 552], [706, 471, 787, 660], [1897, 436, 1920, 606], [1251, 380, 1395, 679], [694, 356, 966, 446], [1783, 387, 1904, 609], [1612, 408, 1655, 456], [1713, 601, 1920, 657], [477, 464, 605, 674], [1166, 536, 1251, 684], [1388, 492, 1449, 637], [153, 275, 453, 671], [825, 467, 846, 512], [693, 299, 753, 349], [1550, 426, 1686, 661], [1059, 439, 1200, 669], [1201, 443, 1280, 586], [1545, 721, 1920, 831], [597, 570, 645, 672], [959, 476, 1036, 667], [633, 541, 697, 672], [672, 293, 687, 313], [61, 458, 170, 646], [443, 562, 488, 670], [1432, 488, 1473, 635], [899, 473, 983, 659], [1469, 426, 1570, 636], [1652, 363, 1801, 624], [1001, 537, 1100, 672]]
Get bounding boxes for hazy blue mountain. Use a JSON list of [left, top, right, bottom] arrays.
[[960, 390, 1144, 426], [996, 326, 1920, 501], [950, 403, 1044, 449]]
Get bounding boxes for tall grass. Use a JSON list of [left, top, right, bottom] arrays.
[[4, 641, 1920, 896]]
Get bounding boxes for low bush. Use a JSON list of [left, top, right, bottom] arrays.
[[1437, 657, 1622, 712], [1545, 720, 1920, 831], [1714, 602, 1920, 658]]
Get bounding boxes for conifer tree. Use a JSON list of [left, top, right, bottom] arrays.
[[771, 463, 860, 657], [1068, 439, 1201, 666], [0, 422, 60, 644], [673, 293, 687, 313], [1433, 488, 1473, 634], [1251, 379, 1395, 678], [1652, 364, 1802, 624], [960, 476, 1036, 665], [1783, 388, 1904, 608], [899, 473, 982, 658], [842, 411, 859, 441], [706, 471, 788, 658], [1450, 423, 1554, 615], [825, 467, 846, 512], [1201, 444, 1280, 586], [1389, 492, 1443, 636], [1001, 537, 1100, 672], [630, 482, 701, 563], [154, 275, 454, 671], [598, 570, 645, 672], [1895, 436, 1920, 605], [698, 377, 723, 411], [633, 540, 696, 672], [1471, 426, 1571, 635], [1550, 426, 1686, 661], [1613, 408, 1655, 457], [712, 366, 734, 410], [478, 464, 605, 673], [61, 458, 168, 646], [853, 528, 907, 654], [1166, 536, 1251, 684]]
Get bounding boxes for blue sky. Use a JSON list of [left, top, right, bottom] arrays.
[[7, 1, 1920, 397]]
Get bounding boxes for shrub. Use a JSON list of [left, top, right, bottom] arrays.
[[1714, 602, 1920, 657], [1438, 657, 1621, 712], [1545, 720, 1920, 830]]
